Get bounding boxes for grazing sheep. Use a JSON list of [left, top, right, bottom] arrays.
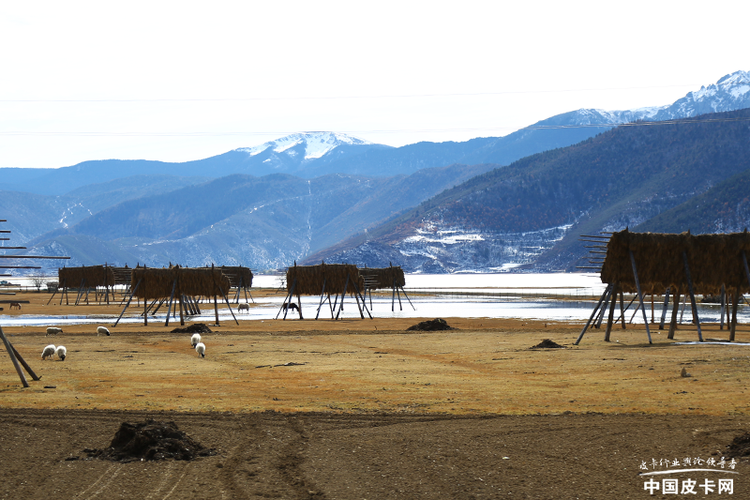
[[195, 342, 206, 358], [97, 326, 111, 336], [191, 333, 201, 347], [238, 303, 250, 313], [56, 345, 67, 361], [41, 344, 56, 360], [46, 327, 63, 336]]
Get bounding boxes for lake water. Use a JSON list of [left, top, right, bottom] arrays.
[[1, 273, 748, 326]]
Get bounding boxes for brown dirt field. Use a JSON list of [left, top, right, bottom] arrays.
[[1, 291, 749, 499]]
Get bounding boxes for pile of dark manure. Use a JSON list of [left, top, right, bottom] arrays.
[[530, 339, 566, 349], [86, 420, 215, 463], [726, 432, 750, 458], [406, 318, 454, 331], [171, 323, 213, 334]]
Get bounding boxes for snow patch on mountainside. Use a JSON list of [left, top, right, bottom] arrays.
[[237, 132, 372, 160]]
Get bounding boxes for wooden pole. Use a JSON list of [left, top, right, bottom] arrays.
[[400, 286, 416, 311], [46, 286, 58, 305], [604, 283, 618, 341], [336, 274, 350, 320], [650, 294, 655, 324], [595, 285, 612, 329], [730, 288, 739, 342], [218, 287, 239, 325], [114, 278, 142, 327], [575, 283, 612, 345], [178, 294, 185, 326], [0, 326, 28, 387], [682, 251, 703, 342], [164, 279, 177, 327], [629, 249, 652, 344], [315, 278, 327, 320], [9, 344, 41, 381], [351, 280, 372, 320], [214, 295, 220, 326], [680, 293, 688, 323], [615, 294, 636, 326], [210, 265, 220, 326], [296, 294, 304, 319], [629, 300, 641, 324], [668, 288, 681, 339], [720, 285, 726, 331], [659, 288, 670, 330]]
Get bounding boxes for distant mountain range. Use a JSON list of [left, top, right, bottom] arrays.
[[309, 107, 750, 272], [3, 70, 750, 274]]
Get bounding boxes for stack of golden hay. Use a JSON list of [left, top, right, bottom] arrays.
[[130, 266, 231, 300], [359, 265, 406, 290], [286, 263, 365, 296], [600, 230, 750, 295], [58, 265, 116, 288]]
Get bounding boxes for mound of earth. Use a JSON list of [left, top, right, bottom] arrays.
[[406, 318, 454, 331], [171, 323, 213, 334], [87, 420, 215, 463], [726, 432, 750, 458], [531, 339, 566, 349]]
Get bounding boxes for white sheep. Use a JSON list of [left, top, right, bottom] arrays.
[[97, 326, 111, 336], [195, 342, 206, 358], [41, 344, 56, 360], [191, 333, 201, 347], [46, 327, 63, 336], [56, 345, 67, 361]]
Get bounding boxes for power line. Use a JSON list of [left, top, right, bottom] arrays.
[[0, 84, 701, 104], [1, 115, 749, 138]]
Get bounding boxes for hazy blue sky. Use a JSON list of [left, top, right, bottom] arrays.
[[1, 0, 747, 168]]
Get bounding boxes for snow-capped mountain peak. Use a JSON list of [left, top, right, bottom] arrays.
[[238, 132, 372, 160]]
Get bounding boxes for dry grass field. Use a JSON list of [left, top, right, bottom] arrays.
[[1, 290, 749, 499]]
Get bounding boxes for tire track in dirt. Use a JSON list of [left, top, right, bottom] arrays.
[[158, 466, 190, 500], [279, 414, 326, 500], [143, 462, 187, 500], [74, 465, 121, 500]]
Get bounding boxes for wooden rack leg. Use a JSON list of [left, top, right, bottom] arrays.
[[730, 288, 740, 342], [0, 326, 28, 387], [668, 288, 680, 340], [604, 283, 618, 341], [214, 295, 220, 326], [114, 278, 142, 327], [682, 251, 703, 342], [9, 343, 41, 380], [595, 285, 612, 329], [575, 284, 612, 345], [219, 288, 239, 325], [659, 288, 670, 330], [164, 279, 177, 327], [630, 249, 652, 344], [315, 279, 327, 320], [335, 275, 350, 320]]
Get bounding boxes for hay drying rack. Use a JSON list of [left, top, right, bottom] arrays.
[[576, 229, 750, 344], [0, 218, 70, 387]]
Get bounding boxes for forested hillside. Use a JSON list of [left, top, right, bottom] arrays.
[[309, 109, 750, 272]]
